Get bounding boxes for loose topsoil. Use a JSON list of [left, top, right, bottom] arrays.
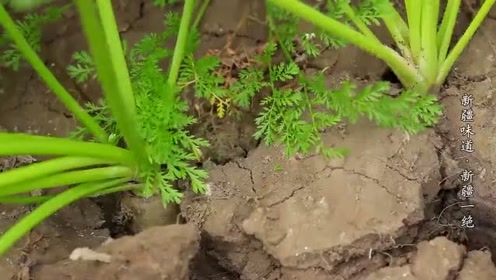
[[2, 1, 496, 279]]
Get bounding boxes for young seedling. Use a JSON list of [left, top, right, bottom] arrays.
[[267, 0, 495, 94]]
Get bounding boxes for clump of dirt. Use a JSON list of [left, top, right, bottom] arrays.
[[32, 224, 199, 280], [458, 250, 496, 279], [180, 109, 443, 279], [119, 192, 181, 234], [365, 237, 496, 280]]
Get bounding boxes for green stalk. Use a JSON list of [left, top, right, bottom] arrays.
[[380, 2, 413, 62], [94, 0, 146, 163], [96, 0, 136, 115], [437, 0, 496, 85], [342, 4, 380, 42], [167, 0, 196, 87], [0, 195, 53, 204], [91, 183, 142, 197], [419, 0, 439, 84], [0, 156, 112, 188], [192, 0, 211, 30], [385, 4, 409, 39], [437, 0, 461, 64], [0, 4, 108, 143], [74, 0, 147, 164], [405, 0, 422, 63], [0, 133, 135, 164], [0, 166, 133, 196], [266, 0, 422, 89], [0, 178, 127, 256]]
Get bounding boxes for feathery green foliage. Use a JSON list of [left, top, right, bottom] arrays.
[[0, 0, 202, 256], [0, 4, 65, 70], [67, 12, 208, 203]]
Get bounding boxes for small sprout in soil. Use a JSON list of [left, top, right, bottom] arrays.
[[273, 164, 283, 172]]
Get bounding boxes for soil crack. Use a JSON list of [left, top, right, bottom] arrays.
[[384, 164, 418, 182], [266, 184, 307, 208], [234, 160, 256, 194], [322, 166, 404, 201], [349, 170, 404, 201]]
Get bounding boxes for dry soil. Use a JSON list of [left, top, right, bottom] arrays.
[[2, 1, 496, 279]]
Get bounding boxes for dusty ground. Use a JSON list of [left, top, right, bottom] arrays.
[[2, 0, 496, 279]]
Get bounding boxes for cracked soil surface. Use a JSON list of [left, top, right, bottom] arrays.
[[2, 0, 496, 279]]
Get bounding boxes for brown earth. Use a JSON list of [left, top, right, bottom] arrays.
[[2, 0, 496, 279]]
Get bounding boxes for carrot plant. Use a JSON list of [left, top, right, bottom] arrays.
[[267, 0, 495, 94], [207, 1, 445, 157], [0, 0, 208, 256], [238, 0, 495, 157]]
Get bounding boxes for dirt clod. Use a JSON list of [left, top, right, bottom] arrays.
[[182, 118, 441, 279], [457, 250, 496, 280], [364, 266, 417, 280], [120, 193, 180, 234], [33, 224, 199, 280], [411, 237, 465, 280], [365, 237, 496, 280]]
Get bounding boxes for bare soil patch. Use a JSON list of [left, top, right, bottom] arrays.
[[2, 1, 496, 279]]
